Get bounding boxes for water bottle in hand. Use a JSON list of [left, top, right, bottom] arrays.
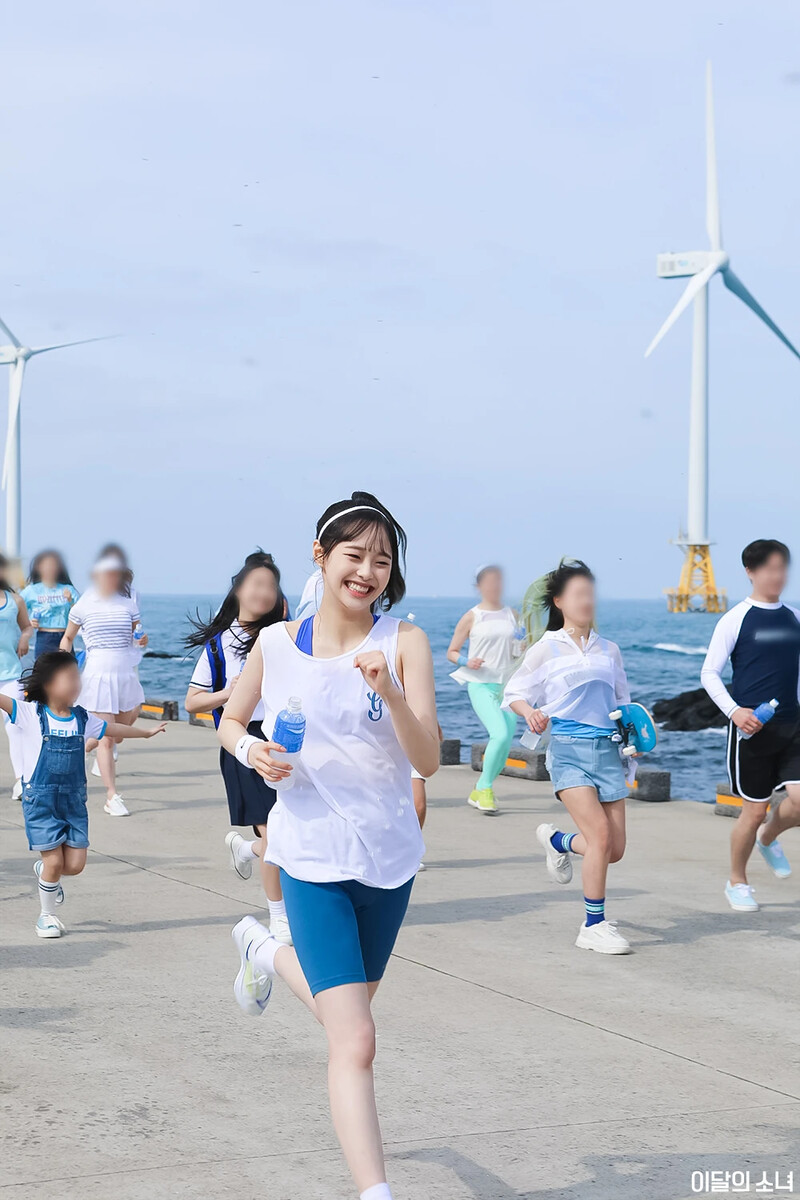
[[133, 622, 145, 642], [271, 696, 306, 791], [740, 698, 779, 740]]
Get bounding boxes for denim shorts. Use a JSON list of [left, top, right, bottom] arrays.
[[279, 870, 414, 997], [546, 734, 628, 805], [22, 781, 90, 851]]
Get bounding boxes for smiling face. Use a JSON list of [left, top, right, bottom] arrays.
[[315, 521, 393, 612]]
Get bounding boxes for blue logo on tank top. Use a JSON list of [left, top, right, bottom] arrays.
[[367, 691, 383, 722]]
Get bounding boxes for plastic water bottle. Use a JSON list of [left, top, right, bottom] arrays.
[[740, 698, 779, 740], [133, 622, 145, 642], [271, 696, 306, 791]]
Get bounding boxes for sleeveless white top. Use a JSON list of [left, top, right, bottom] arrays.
[[450, 605, 518, 686], [259, 615, 424, 889]]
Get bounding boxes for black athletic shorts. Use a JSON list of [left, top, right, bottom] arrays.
[[727, 717, 800, 802]]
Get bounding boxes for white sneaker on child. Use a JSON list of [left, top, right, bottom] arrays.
[[34, 859, 64, 904], [36, 913, 65, 938], [225, 831, 253, 880], [104, 794, 129, 816]]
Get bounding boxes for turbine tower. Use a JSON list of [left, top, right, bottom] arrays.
[[0, 317, 113, 561], [646, 62, 800, 613]]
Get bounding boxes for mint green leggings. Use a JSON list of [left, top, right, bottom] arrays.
[[468, 681, 517, 790]]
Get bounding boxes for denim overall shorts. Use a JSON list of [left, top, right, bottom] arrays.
[[22, 705, 90, 852]]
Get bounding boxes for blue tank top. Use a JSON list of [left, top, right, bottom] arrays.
[[0, 592, 22, 680]]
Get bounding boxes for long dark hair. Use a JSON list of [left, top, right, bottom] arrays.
[[28, 549, 74, 588], [97, 543, 133, 597], [0, 554, 15, 593], [543, 558, 595, 631], [185, 551, 286, 657], [22, 650, 79, 704], [315, 490, 407, 612]]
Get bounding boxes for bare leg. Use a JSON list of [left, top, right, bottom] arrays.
[[61, 847, 88, 877], [272, 943, 319, 1021], [39, 845, 65, 884], [559, 786, 614, 898], [760, 784, 800, 844], [730, 799, 769, 885], [315, 982, 387, 1195], [92, 711, 117, 799], [252, 823, 283, 903]]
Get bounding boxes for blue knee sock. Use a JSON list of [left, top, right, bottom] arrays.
[[584, 897, 605, 927], [550, 830, 576, 854]]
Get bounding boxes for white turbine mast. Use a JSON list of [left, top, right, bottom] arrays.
[[646, 62, 800, 611], [0, 317, 116, 561]]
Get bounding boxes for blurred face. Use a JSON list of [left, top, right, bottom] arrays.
[[316, 523, 392, 612], [94, 568, 124, 597], [748, 553, 788, 600], [478, 569, 503, 606], [38, 554, 60, 585], [236, 566, 279, 618], [46, 663, 82, 708], [555, 575, 596, 629]]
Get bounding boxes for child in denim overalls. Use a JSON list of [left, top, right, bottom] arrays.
[[0, 650, 166, 938]]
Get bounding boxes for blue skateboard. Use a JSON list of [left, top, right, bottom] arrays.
[[609, 703, 657, 757]]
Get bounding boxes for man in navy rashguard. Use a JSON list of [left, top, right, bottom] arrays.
[[701, 539, 800, 912]]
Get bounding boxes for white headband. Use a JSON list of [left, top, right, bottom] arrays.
[[317, 505, 386, 539], [93, 554, 125, 573]]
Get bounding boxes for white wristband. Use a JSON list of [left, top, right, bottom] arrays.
[[235, 735, 259, 768]]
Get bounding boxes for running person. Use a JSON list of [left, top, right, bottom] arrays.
[[219, 491, 438, 1200], [60, 554, 145, 816], [0, 555, 34, 798], [21, 550, 80, 659], [447, 566, 521, 814], [701, 539, 800, 912], [503, 559, 633, 954], [184, 551, 292, 943], [2, 651, 165, 938]]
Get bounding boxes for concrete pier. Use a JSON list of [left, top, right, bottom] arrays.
[[2, 722, 799, 1199]]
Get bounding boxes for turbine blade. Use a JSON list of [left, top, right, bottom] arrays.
[[722, 269, 800, 360], [29, 334, 120, 356], [2, 361, 25, 490], [0, 316, 21, 348], [706, 61, 722, 251], [645, 261, 720, 357]]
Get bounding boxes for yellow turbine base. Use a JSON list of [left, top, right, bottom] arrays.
[[665, 545, 727, 613]]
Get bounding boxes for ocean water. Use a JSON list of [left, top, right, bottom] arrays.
[[137, 595, 732, 804]]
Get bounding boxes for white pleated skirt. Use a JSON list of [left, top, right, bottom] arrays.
[[79, 648, 144, 714]]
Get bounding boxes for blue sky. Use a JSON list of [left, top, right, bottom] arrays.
[[1, 1, 799, 601]]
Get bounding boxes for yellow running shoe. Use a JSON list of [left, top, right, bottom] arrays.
[[468, 788, 497, 814]]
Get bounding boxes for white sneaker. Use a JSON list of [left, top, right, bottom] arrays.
[[113, 744, 119, 762], [12, 777, 22, 800], [536, 822, 573, 884], [575, 919, 631, 955], [104, 794, 129, 816], [225, 831, 253, 880], [91, 758, 102, 778], [34, 859, 64, 905], [725, 881, 759, 912], [36, 913, 66, 938], [231, 915, 274, 1016], [417, 861, 427, 872], [269, 913, 293, 945]]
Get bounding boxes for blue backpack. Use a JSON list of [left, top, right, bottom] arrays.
[[204, 634, 227, 729]]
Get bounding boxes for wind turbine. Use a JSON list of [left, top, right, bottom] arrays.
[[0, 316, 115, 561], [646, 62, 800, 613]]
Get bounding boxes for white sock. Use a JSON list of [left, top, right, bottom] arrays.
[[360, 1185, 393, 1200], [267, 898, 286, 921], [237, 839, 259, 862], [39, 878, 61, 915], [250, 931, 281, 978]]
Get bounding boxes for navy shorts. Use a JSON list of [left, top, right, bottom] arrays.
[[727, 717, 800, 802], [279, 870, 414, 997], [22, 781, 90, 852]]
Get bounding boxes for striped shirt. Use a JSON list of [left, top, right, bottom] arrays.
[[68, 589, 140, 651]]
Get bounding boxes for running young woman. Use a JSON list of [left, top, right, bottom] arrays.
[[21, 551, 80, 660], [185, 551, 292, 943], [2, 651, 165, 938], [60, 554, 145, 816], [503, 559, 633, 954], [0, 556, 33, 798], [219, 491, 438, 1200], [447, 565, 521, 814]]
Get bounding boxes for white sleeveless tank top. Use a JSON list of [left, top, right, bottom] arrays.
[[259, 615, 424, 889], [450, 605, 518, 686]]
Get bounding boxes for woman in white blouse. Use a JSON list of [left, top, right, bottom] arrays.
[[60, 555, 147, 817]]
